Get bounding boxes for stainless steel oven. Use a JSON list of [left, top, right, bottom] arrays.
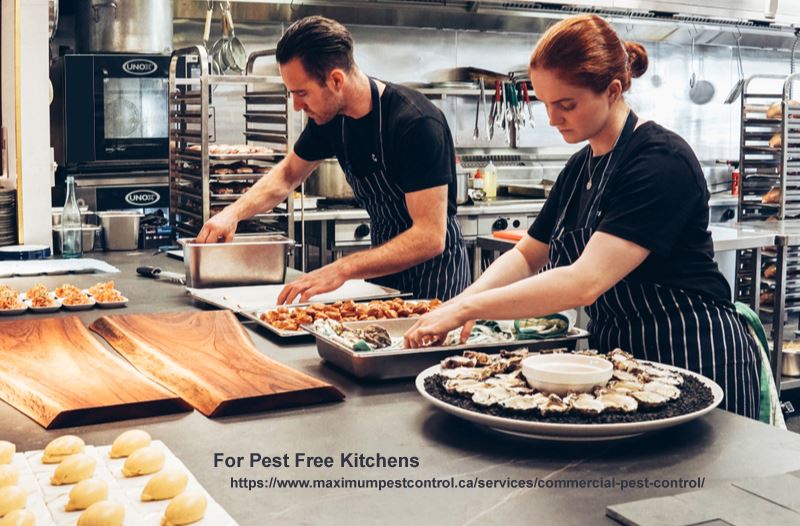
[[51, 54, 170, 169]]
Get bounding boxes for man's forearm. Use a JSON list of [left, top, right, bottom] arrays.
[[225, 171, 297, 221], [334, 226, 442, 280]]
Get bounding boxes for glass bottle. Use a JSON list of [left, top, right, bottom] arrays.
[[61, 176, 83, 258]]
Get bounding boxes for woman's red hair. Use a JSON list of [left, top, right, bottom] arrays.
[[530, 15, 648, 93]]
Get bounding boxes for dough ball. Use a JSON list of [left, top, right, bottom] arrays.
[[76, 501, 125, 526], [141, 470, 188, 501], [109, 430, 151, 459], [51, 454, 96, 486], [65, 479, 109, 511], [42, 435, 85, 464], [160, 491, 207, 526], [0, 486, 27, 518], [122, 446, 165, 478]]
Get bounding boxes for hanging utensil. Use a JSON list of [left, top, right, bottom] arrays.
[[222, 1, 246, 73], [488, 80, 500, 140], [473, 80, 481, 141], [688, 28, 715, 105], [724, 27, 745, 104], [202, 1, 213, 64], [481, 77, 489, 139], [209, 6, 227, 75], [521, 81, 535, 128]]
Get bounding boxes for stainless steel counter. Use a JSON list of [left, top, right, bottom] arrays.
[[289, 198, 546, 222], [1, 251, 800, 526]]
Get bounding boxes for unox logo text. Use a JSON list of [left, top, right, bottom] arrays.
[[125, 189, 160, 206], [122, 59, 158, 76]]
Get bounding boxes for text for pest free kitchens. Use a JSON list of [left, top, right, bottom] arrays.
[[213, 452, 421, 469]]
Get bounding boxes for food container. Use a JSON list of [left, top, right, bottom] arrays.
[[98, 211, 143, 251], [456, 171, 469, 205], [180, 234, 295, 288], [304, 317, 589, 380], [52, 224, 102, 254], [521, 354, 613, 396], [782, 346, 800, 377], [305, 159, 354, 199]]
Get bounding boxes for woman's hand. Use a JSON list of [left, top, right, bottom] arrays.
[[404, 300, 473, 348]]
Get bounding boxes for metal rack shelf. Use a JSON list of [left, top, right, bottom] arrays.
[[168, 46, 300, 267]]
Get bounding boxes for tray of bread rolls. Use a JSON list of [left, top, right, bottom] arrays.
[[0, 431, 237, 526]]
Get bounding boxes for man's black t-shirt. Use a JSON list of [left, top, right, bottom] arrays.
[[528, 121, 732, 303], [293, 81, 458, 215]]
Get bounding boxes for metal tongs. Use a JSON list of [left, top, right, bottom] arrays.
[[521, 81, 535, 128], [725, 27, 745, 104], [488, 80, 502, 140]]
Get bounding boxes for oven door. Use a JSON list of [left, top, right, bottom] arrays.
[[93, 55, 170, 162]]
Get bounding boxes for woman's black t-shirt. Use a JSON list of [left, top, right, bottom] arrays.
[[528, 121, 732, 303]]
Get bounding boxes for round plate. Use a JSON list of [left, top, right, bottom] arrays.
[[62, 297, 96, 311], [96, 296, 129, 309], [23, 298, 62, 313], [415, 361, 724, 442], [0, 304, 27, 315]]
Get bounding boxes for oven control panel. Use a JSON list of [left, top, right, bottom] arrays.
[[477, 214, 532, 236]]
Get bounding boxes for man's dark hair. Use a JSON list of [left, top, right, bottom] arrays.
[[276, 16, 355, 85]]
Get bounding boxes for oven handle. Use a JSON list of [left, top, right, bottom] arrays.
[[92, 1, 117, 23]]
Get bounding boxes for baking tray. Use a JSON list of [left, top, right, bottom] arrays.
[[188, 279, 406, 313], [241, 298, 435, 338], [303, 317, 590, 380]]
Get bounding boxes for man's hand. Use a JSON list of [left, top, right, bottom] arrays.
[[277, 263, 348, 304], [196, 208, 239, 243]]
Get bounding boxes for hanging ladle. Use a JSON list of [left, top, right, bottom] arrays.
[[724, 27, 745, 104], [689, 28, 715, 105], [222, 1, 246, 73]]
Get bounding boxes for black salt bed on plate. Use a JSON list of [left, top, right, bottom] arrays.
[[424, 374, 715, 424]]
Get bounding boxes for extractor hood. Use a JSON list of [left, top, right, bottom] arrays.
[[177, 0, 800, 50]]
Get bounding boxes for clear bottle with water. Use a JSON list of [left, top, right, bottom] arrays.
[[61, 176, 82, 258]]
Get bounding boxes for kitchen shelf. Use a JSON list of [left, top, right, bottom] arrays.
[[168, 46, 299, 266]]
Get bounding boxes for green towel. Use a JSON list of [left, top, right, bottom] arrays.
[[513, 314, 570, 340], [735, 302, 786, 428]]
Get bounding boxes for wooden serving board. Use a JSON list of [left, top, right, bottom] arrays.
[[90, 310, 344, 416], [0, 317, 189, 429]]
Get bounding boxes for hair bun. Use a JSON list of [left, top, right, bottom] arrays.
[[624, 41, 649, 78]]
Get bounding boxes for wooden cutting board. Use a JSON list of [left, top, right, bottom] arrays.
[[90, 310, 344, 416], [0, 317, 189, 429]]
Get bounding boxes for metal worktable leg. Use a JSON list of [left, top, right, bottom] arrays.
[[473, 245, 482, 281], [320, 220, 329, 267], [772, 240, 788, 395]]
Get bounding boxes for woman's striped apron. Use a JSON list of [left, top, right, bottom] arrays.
[[548, 111, 761, 418]]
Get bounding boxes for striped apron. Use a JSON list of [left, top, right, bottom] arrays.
[[548, 111, 761, 418], [339, 78, 470, 301]]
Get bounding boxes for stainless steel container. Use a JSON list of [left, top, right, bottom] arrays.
[[306, 318, 588, 380], [52, 224, 102, 254], [456, 171, 469, 205], [76, 0, 173, 54], [782, 347, 800, 377], [181, 234, 295, 288], [305, 159, 354, 199], [98, 211, 142, 251]]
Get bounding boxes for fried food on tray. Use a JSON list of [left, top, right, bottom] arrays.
[[0, 287, 23, 310], [63, 292, 93, 306], [88, 280, 125, 302], [88, 281, 115, 297], [26, 283, 49, 300], [260, 298, 442, 332], [30, 294, 56, 308], [55, 284, 82, 299]]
